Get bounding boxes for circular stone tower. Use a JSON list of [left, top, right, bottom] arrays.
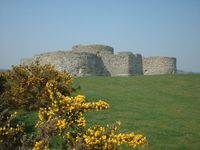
[[143, 56, 176, 75]]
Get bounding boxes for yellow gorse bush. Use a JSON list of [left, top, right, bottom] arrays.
[[75, 122, 147, 150], [35, 81, 109, 133], [33, 81, 147, 150], [0, 64, 74, 110]]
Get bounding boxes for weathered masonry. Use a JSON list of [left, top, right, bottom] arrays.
[[21, 44, 177, 76]]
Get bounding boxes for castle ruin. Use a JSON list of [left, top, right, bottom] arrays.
[[21, 44, 177, 76]]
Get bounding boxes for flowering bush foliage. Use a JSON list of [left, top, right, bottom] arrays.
[[78, 123, 147, 149], [33, 82, 147, 150], [0, 64, 74, 110], [0, 109, 24, 149]]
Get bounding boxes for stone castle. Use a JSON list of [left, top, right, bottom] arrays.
[[21, 44, 177, 76]]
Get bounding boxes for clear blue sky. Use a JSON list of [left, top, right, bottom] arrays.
[[0, 0, 200, 72]]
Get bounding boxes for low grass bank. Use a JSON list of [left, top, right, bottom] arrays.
[[72, 74, 200, 150]]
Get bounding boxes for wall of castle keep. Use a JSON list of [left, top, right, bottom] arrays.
[[20, 44, 177, 76], [101, 53, 131, 76], [129, 53, 143, 75], [100, 52, 143, 76], [72, 45, 114, 55], [143, 56, 176, 75], [21, 51, 101, 76]]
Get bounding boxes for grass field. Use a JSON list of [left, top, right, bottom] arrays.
[[72, 74, 200, 150], [16, 74, 200, 150]]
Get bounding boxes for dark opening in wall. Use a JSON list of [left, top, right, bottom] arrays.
[[96, 51, 100, 57]]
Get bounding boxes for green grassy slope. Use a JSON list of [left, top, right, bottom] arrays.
[[72, 74, 200, 150]]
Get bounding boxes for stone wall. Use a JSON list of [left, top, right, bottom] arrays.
[[72, 44, 114, 55], [102, 53, 131, 76], [100, 52, 143, 76], [20, 44, 177, 76], [129, 53, 143, 75], [21, 51, 101, 76], [143, 56, 176, 75]]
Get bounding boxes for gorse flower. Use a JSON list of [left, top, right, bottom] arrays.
[[33, 140, 49, 150], [57, 119, 67, 130], [76, 117, 86, 127]]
